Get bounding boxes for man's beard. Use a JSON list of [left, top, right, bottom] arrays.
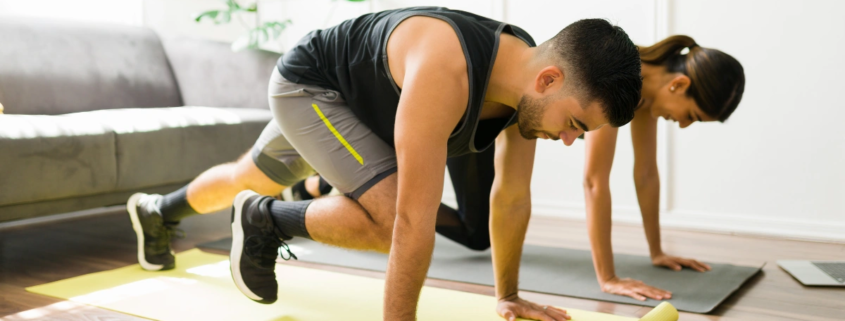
[[516, 95, 547, 140]]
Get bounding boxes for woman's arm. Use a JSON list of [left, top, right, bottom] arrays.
[[631, 109, 712, 273], [630, 108, 662, 258]]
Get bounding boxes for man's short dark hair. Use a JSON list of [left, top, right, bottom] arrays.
[[546, 19, 642, 127]]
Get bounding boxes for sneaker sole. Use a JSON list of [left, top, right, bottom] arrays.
[[230, 190, 270, 303], [127, 193, 168, 271]]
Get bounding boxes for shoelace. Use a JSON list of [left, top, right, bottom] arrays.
[[278, 241, 297, 261], [256, 196, 298, 262], [242, 196, 299, 267], [244, 234, 298, 267]]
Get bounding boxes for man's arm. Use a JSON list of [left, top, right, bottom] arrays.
[[583, 125, 621, 290], [386, 17, 469, 321], [585, 123, 670, 301], [491, 125, 569, 321]]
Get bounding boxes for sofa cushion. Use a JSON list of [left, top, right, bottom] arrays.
[[0, 107, 272, 207], [0, 18, 183, 115], [162, 37, 280, 110], [111, 107, 272, 190], [0, 113, 118, 207]]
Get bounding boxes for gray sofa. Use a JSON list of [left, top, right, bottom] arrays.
[[0, 18, 279, 222]]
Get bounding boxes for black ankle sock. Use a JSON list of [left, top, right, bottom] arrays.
[[159, 186, 199, 224], [290, 180, 315, 200], [317, 177, 333, 195], [269, 199, 312, 239]]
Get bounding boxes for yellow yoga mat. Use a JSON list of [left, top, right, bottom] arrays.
[[27, 249, 677, 321]]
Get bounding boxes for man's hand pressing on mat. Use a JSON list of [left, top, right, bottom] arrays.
[[497, 296, 571, 321], [490, 126, 571, 321], [601, 276, 672, 301], [652, 253, 712, 272]]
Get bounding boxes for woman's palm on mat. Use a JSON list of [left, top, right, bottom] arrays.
[[602, 277, 672, 301], [602, 254, 712, 301], [652, 253, 712, 273]]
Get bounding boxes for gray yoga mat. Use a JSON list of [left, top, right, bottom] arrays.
[[198, 235, 761, 313]]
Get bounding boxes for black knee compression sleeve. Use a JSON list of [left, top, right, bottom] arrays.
[[318, 176, 333, 195]]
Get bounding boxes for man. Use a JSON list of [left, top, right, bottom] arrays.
[[128, 7, 641, 320]]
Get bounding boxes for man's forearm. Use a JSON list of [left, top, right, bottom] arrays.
[[384, 217, 436, 320], [490, 198, 531, 300], [633, 172, 662, 257], [584, 181, 616, 284]]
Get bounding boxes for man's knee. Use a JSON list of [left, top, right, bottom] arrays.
[[356, 173, 399, 241], [233, 153, 284, 195]]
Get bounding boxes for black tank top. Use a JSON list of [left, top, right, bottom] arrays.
[[277, 7, 536, 157]]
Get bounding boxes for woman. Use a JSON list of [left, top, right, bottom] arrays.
[[583, 35, 745, 301]]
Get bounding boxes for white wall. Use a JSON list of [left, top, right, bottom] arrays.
[[665, 0, 845, 240], [0, 0, 143, 25], [5, 0, 843, 242]]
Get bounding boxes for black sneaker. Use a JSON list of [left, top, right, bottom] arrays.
[[230, 190, 297, 304], [127, 193, 178, 271]]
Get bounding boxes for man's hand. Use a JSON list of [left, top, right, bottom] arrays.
[[496, 296, 570, 321], [652, 253, 712, 272]]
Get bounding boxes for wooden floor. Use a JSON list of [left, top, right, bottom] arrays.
[[1, 208, 843, 320]]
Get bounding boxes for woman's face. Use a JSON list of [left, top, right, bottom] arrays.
[[648, 77, 714, 128]]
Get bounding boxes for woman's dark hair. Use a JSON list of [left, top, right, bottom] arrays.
[[639, 35, 745, 122]]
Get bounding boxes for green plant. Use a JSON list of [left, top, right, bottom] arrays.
[[195, 0, 289, 51], [195, 0, 366, 52]]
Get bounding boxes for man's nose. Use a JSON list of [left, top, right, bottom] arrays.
[[560, 129, 580, 146]]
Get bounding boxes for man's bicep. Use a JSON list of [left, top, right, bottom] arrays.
[[393, 43, 469, 216]]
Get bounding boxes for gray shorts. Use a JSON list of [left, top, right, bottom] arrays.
[[251, 68, 397, 199]]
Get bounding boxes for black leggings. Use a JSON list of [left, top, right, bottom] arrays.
[[310, 147, 496, 250], [435, 146, 496, 251]]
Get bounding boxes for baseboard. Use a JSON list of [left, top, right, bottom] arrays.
[[0, 205, 124, 230], [442, 196, 845, 243], [0, 182, 188, 224]]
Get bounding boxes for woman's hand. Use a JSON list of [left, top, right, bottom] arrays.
[[652, 253, 712, 272], [496, 296, 571, 321], [600, 276, 672, 301]]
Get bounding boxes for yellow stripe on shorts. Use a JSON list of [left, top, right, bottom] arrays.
[[312, 103, 364, 165]]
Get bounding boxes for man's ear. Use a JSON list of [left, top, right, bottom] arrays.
[[534, 66, 564, 94], [669, 75, 691, 94]]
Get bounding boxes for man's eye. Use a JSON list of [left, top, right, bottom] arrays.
[[570, 119, 578, 130]]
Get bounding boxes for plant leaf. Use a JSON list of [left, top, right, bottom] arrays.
[[260, 27, 269, 42], [218, 11, 231, 24], [194, 10, 220, 22], [249, 29, 260, 49]]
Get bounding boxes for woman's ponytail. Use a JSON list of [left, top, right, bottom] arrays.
[[640, 35, 745, 122]]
